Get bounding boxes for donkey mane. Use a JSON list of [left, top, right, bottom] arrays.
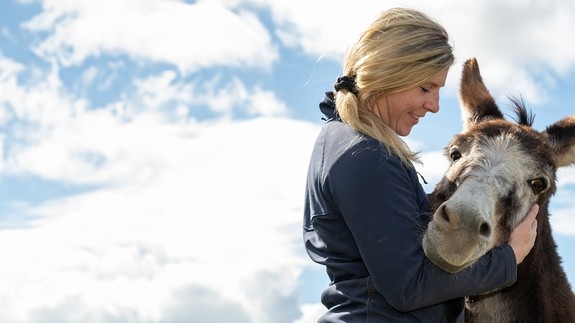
[[508, 96, 535, 127]]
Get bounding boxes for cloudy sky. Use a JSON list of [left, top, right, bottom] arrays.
[[0, 0, 574, 322]]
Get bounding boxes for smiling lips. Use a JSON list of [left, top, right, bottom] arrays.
[[410, 112, 423, 123]]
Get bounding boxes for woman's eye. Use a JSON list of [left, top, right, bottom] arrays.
[[420, 87, 430, 93]]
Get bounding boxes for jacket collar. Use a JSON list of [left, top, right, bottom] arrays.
[[319, 91, 340, 121]]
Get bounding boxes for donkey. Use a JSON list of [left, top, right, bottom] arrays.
[[422, 58, 575, 322]]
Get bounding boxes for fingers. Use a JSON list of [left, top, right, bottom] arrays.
[[526, 204, 539, 223], [524, 204, 538, 236], [519, 204, 539, 230], [508, 204, 539, 265]]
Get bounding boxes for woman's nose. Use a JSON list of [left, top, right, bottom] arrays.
[[424, 98, 440, 113]]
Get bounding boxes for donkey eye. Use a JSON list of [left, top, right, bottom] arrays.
[[528, 178, 548, 194], [450, 150, 462, 161]]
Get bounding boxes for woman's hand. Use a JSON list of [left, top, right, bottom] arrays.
[[508, 204, 539, 265]]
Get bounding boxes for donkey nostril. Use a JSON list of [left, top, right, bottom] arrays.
[[479, 222, 491, 238], [439, 204, 450, 223]]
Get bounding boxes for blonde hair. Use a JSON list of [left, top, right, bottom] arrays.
[[336, 7, 454, 165]]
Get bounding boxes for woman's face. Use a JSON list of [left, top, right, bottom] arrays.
[[371, 69, 449, 136]]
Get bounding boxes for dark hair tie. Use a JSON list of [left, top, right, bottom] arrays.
[[334, 75, 359, 96]]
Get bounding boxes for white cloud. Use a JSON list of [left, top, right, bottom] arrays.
[[557, 167, 575, 187], [22, 0, 279, 73], [0, 55, 87, 132], [242, 0, 386, 59], [192, 76, 290, 118], [0, 55, 289, 184], [1, 40, 320, 320], [0, 116, 320, 322], [252, 0, 575, 104], [294, 303, 326, 323], [416, 150, 449, 192], [18, 0, 575, 104], [0, 51, 24, 82], [551, 205, 575, 235], [550, 168, 575, 235], [245, 86, 289, 117]]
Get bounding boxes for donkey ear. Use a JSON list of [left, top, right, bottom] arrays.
[[459, 58, 504, 131], [543, 116, 575, 167]]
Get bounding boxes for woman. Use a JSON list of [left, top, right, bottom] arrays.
[[302, 7, 538, 322]]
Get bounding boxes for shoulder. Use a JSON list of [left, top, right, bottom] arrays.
[[323, 121, 389, 159], [320, 121, 408, 185], [324, 121, 398, 168]]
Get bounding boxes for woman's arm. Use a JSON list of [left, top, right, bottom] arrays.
[[330, 142, 516, 311]]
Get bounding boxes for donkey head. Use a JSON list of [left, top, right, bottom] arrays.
[[422, 58, 575, 273]]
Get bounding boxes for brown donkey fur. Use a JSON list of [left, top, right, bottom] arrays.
[[425, 58, 575, 322]]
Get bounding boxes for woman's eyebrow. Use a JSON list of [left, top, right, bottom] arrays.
[[426, 81, 446, 88]]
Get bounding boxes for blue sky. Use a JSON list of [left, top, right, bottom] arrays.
[[0, 0, 574, 322]]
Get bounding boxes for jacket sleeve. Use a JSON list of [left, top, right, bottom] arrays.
[[328, 141, 516, 312]]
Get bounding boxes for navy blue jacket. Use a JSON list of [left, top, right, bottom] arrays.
[[303, 93, 517, 322]]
